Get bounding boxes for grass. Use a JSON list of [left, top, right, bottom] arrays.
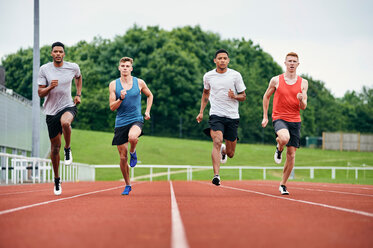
[[60, 129, 373, 184]]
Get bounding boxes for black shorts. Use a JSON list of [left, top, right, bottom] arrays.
[[203, 115, 239, 142], [112, 122, 144, 146], [46, 106, 77, 139], [273, 119, 301, 148]]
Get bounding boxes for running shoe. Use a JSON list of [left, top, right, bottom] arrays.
[[54, 177, 62, 195], [274, 146, 282, 164], [121, 185, 132, 195], [212, 175, 221, 186], [64, 147, 73, 165], [279, 185, 289, 195], [220, 144, 227, 164], [130, 151, 137, 167]]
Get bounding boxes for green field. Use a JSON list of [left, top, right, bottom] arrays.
[[62, 129, 373, 184]]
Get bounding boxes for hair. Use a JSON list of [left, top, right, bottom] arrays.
[[285, 52, 299, 60], [51, 42, 65, 50], [215, 49, 229, 58], [119, 57, 134, 65]]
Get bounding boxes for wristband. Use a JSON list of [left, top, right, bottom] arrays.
[[76, 94, 81, 97], [119, 96, 124, 101]]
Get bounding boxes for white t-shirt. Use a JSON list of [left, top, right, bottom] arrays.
[[203, 68, 246, 119], [38, 62, 81, 115]]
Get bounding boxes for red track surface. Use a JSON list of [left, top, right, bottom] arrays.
[[0, 180, 372, 248]]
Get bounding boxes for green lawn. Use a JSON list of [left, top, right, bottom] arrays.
[[61, 129, 373, 184]]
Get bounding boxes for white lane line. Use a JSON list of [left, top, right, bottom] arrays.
[[0, 184, 130, 216], [0, 188, 50, 196], [246, 183, 373, 197], [170, 181, 189, 248], [199, 182, 373, 218]]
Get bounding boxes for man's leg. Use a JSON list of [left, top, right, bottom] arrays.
[[61, 112, 74, 149], [117, 143, 130, 185], [224, 139, 237, 158], [210, 130, 223, 176], [280, 146, 296, 185], [276, 129, 290, 152], [50, 134, 62, 178], [128, 125, 141, 153]]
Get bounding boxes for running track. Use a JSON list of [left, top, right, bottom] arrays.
[[0, 180, 372, 248]]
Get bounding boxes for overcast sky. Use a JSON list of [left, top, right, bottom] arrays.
[[0, 0, 372, 97]]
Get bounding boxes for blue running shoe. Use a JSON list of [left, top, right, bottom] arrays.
[[121, 185, 132, 195], [130, 151, 137, 167]]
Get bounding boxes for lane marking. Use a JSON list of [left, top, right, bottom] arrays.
[[244, 183, 373, 197], [0, 188, 50, 196], [198, 182, 373, 218], [0, 183, 143, 216], [170, 181, 189, 248]]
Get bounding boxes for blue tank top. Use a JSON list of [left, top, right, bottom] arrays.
[[115, 77, 143, 127]]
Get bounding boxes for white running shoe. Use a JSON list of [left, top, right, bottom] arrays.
[[64, 147, 73, 165], [54, 177, 62, 195], [274, 146, 283, 164], [279, 185, 289, 195], [220, 144, 227, 164]]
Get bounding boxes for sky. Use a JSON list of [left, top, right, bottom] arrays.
[[0, 0, 372, 97]]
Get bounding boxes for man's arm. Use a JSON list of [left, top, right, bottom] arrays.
[[38, 80, 58, 98], [196, 88, 210, 123], [228, 89, 246, 101], [297, 79, 308, 110], [139, 79, 153, 120], [74, 75, 82, 105], [261, 77, 277, 128], [109, 81, 124, 111]]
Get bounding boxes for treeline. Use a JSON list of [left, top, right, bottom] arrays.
[[1, 25, 372, 144]]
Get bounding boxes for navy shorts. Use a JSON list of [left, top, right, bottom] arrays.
[[203, 115, 239, 142], [46, 106, 77, 139], [273, 119, 301, 148], [112, 122, 144, 146]]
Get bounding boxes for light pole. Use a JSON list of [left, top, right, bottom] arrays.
[[32, 0, 40, 157]]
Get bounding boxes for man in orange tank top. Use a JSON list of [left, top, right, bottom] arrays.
[[261, 52, 308, 195]]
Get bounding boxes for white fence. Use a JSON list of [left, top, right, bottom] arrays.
[[0, 153, 95, 184], [94, 164, 373, 181]]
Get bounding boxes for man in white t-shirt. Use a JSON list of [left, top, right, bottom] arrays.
[[196, 49, 246, 186], [38, 41, 82, 195]]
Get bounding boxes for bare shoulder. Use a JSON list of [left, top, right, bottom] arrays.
[[137, 78, 148, 89], [109, 80, 116, 90], [301, 78, 309, 88], [269, 75, 280, 88]]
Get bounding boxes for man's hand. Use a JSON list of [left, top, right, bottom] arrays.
[[297, 92, 303, 101], [144, 111, 151, 120], [228, 89, 236, 99], [261, 117, 268, 128], [74, 95, 81, 105], [120, 90, 127, 100], [50, 80, 58, 89], [196, 113, 203, 123]]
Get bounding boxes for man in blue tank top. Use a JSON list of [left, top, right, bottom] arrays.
[[109, 57, 153, 195]]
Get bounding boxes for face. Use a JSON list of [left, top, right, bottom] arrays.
[[51, 46, 65, 64], [284, 56, 299, 73], [118, 61, 133, 76], [214, 53, 230, 71]]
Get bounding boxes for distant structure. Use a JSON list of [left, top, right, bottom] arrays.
[[0, 66, 5, 86]]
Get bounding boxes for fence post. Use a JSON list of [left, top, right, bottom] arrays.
[[310, 168, 314, 179], [167, 167, 170, 181], [263, 168, 266, 180], [150, 167, 153, 182], [239, 168, 242, 181], [332, 168, 336, 179], [355, 168, 358, 179]]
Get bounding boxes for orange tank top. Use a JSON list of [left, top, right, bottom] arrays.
[[272, 74, 302, 122]]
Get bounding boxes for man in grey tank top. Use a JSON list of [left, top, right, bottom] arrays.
[[38, 42, 82, 196]]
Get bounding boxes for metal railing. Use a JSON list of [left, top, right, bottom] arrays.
[[0, 153, 95, 184], [94, 164, 373, 181]]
